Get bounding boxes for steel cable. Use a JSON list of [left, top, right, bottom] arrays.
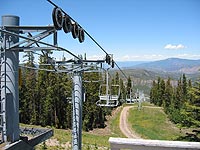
[[47, 0, 129, 80]]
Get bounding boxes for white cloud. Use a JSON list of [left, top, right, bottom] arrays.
[[121, 55, 140, 61], [87, 55, 105, 60], [164, 44, 186, 50]]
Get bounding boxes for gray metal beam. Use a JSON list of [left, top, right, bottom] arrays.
[[2, 25, 55, 33], [5, 140, 33, 150], [27, 129, 53, 147], [56, 59, 105, 64], [4, 128, 53, 150], [10, 46, 58, 51], [24, 29, 55, 47], [8, 29, 54, 48]]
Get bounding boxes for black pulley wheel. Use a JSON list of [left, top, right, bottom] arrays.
[[78, 28, 85, 43], [71, 22, 79, 39], [63, 15, 72, 33], [52, 7, 63, 30], [106, 54, 111, 65]]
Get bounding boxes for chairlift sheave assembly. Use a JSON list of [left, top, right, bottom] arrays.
[[52, 6, 85, 43]]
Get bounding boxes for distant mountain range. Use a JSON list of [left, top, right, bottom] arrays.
[[117, 58, 200, 74], [113, 58, 200, 95], [116, 61, 149, 68]]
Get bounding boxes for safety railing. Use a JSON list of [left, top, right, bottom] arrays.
[[109, 137, 200, 150]]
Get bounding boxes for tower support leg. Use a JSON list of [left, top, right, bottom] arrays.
[[72, 72, 82, 150], [1, 15, 20, 143]]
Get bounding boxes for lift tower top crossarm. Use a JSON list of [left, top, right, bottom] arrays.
[[0, 28, 81, 60]]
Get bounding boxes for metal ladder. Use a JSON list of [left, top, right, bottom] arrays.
[[0, 35, 6, 143]]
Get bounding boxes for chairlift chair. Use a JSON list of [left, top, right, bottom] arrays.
[[126, 89, 142, 104], [96, 70, 120, 107], [126, 88, 134, 104]]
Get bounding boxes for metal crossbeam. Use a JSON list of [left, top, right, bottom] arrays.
[[27, 129, 53, 147], [0, 29, 80, 60], [1, 26, 55, 32], [4, 128, 53, 150]]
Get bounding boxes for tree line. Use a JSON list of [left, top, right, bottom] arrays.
[[150, 74, 200, 141], [19, 51, 127, 131]]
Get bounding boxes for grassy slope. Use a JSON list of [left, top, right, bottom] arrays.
[[23, 102, 187, 149], [128, 102, 184, 140], [54, 129, 111, 149], [32, 106, 124, 149]]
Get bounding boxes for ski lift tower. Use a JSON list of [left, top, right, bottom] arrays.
[[0, 14, 57, 149], [0, 13, 100, 150], [0, 0, 118, 149]]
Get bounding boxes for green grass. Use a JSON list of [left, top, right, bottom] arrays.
[[128, 104, 183, 140], [22, 102, 187, 149], [30, 107, 124, 149], [54, 129, 110, 148], [53, 128, 71, 144], [82, 132, 110, 148], [34, 128, 111, 149]]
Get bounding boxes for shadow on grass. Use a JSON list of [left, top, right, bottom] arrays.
[[176, 130, 200, 142]]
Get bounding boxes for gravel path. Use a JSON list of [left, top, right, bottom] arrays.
[[119, 106, 141, 139]]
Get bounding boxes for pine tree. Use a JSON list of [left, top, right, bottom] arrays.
[[163, 77, 173, 113], [157, 79, 165, 106], [37, 65, 48, 126], [19, 51, 37, 124], [36, 51, 53, 126], [182, 78, 200, 127], [115, 72, 120, 85], [151, 77, 163, 106], [126, 76, 132, 96], [174, 78, 183, 109], [188, 79, 192, 88], [119, 78, 126, 102], [182, 74, 187, 102], [150, 80, 157, 104]]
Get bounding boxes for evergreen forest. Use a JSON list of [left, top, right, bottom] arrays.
[[19, 51, 127, 131], [150, 74, 200, 141]]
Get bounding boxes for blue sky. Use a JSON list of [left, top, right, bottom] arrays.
[[1, 0, 200, 61]]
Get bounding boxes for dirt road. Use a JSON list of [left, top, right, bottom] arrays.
[[119, 106, 141, 139]]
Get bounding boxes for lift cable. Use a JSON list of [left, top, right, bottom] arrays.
[[47, 0, 129, 80], [114, 62, 128, 81]]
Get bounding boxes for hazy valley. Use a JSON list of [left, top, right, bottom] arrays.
[[115, 58, 200, 95]]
